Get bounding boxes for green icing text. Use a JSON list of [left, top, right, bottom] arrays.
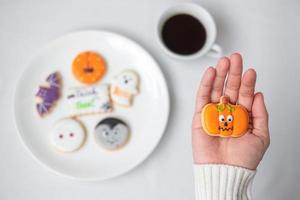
[[75, 100, 95, 109]]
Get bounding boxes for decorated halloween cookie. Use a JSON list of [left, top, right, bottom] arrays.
[[66, 84, 112, 116], [72, 51, 106, 84], [95, 118, 130, 150], [50, 118, 86, 152], [110, 70, 139, 107], [35, 72, 61, 117], [201, 96, 249, 137]]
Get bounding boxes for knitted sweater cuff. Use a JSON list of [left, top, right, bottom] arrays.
[[194, 164, 256, 200]]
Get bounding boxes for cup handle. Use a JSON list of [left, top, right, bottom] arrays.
[[207, 44, 223, 58]]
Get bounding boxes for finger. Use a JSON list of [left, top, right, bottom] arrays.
[[238, 68, 256, 111], [224, 53, 243, 103], [195, 67, 216, 113], [252, 92, 270, 146], [192, 111, 216, 147], [211, 57, 230, 102]]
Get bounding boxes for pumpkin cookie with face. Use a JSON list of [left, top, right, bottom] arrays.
[[72, 51, 106, 84], [201, 96, 249, 137]]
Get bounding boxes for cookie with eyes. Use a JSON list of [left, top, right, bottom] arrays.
[[94, 118, 130, 150], [201, 96, 249, 138], [72, 51, 106, 84], [50, 118, 86, 153], [110, 70, 139, 107]]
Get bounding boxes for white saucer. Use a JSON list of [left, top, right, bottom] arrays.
[[14, 30, 170, 181]]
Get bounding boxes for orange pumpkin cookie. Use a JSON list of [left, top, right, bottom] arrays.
[[201, 96, 249, 138], [72, 51, 106, 84]]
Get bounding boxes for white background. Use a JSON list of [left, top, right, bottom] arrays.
[[0, 0, 300, 199]]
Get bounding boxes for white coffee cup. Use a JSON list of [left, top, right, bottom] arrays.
[[157, 3, 222, 59]]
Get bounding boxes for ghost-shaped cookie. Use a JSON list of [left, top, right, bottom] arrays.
[[110, 70, 139, 107], [94, 118, 130, 150], [50, 119, 86, 153]]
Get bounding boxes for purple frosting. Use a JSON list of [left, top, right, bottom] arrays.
[[36, 71, 61, 117], [36, 102, 52, 116], [46, 72, 60, 88], [36, 86, 59, 104]]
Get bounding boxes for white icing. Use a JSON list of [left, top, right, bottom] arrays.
[[227, 115, 233, 122], [219, 115, 225, 122], [66, 84, 112, 116], [50, 119, 85, 152], [110, 70, 139, 107]]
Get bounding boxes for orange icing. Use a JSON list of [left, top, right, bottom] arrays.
[[111, 86, 131, 99], [72, 51, 106, 84], [201, 96, 249, 138]]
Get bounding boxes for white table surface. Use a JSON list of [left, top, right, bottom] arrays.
[[1, 0, 300, 199]]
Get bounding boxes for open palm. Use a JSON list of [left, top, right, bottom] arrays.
[[192, 53, 270, 170]]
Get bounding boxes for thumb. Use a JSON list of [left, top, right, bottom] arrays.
[[252, 92, 270, 144]]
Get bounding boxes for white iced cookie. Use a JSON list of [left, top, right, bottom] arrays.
[[110, 70, 139, 107], [50, 119, 86, 153], [66, 84, 112, 116], [95, 118, 130, 150]]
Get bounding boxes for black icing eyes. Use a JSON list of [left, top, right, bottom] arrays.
[[102, 130, 109, 137], [102, 129, 119, 137], [227, 115, 233, 122], [219, 115, 225, 122], [218, 115, 233, 122], [124, 78, 131, 84], [113, 128, 119, 135], [123, 76, 133, 84]]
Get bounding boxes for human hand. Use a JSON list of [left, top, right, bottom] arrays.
[[192, 53, 270, 170]]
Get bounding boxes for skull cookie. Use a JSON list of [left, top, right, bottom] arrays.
[[110, 70, 139, 107], [50, 119, 86, 153], [95, 118, 130, 150]]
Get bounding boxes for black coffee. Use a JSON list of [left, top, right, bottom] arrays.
[[162, 14, 207, 55]]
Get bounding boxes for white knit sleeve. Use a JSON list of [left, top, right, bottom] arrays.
[[194, 164, 256, 200]]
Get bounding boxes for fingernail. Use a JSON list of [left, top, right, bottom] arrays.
[[258, 92, 264, 99]]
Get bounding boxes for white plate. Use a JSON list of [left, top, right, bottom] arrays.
[[14, 30, 170, 181]]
